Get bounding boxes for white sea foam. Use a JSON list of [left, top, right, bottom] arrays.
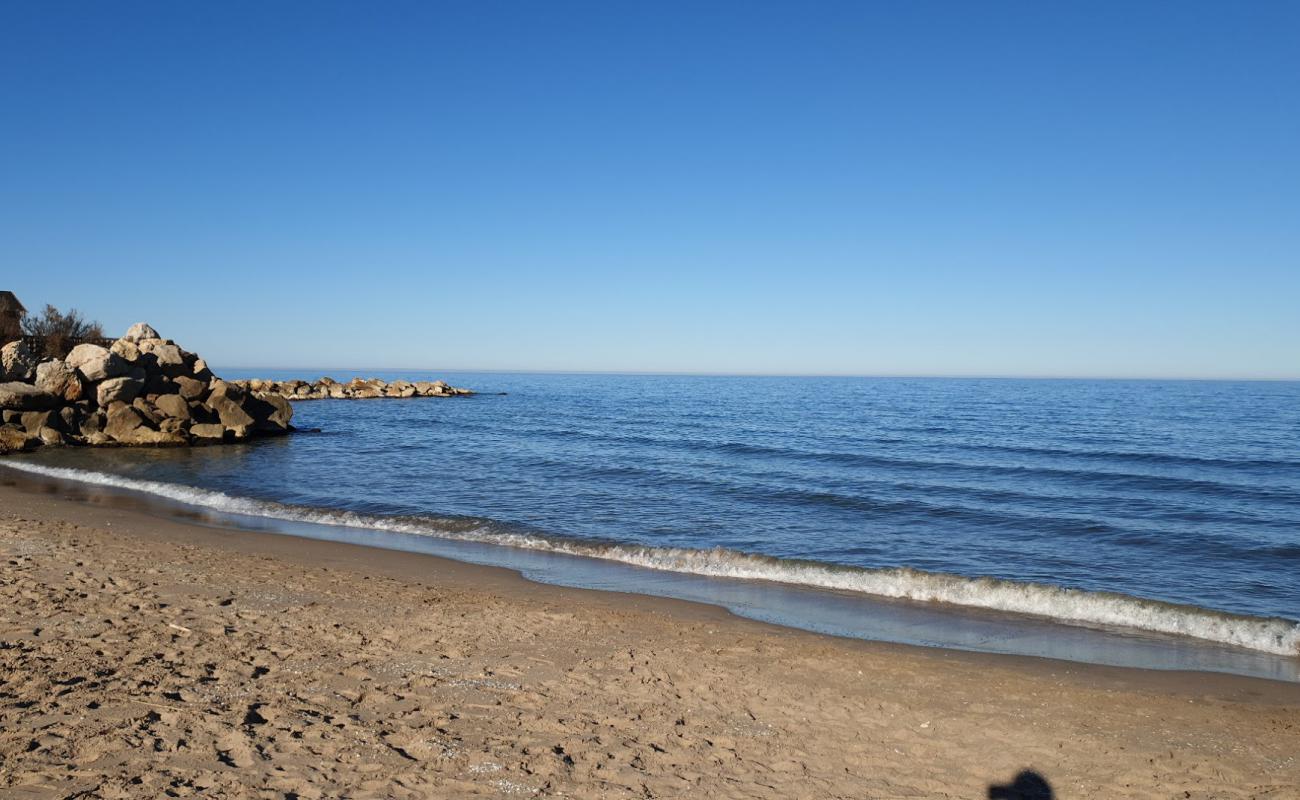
[[6, 460, 1299, 657]]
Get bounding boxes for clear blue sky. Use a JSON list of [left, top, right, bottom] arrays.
[[2, 1, 1297, 378]]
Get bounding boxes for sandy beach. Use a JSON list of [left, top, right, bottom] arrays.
[[1, 480, 1298, 799]]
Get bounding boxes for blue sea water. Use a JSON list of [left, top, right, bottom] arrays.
[[9, 373, 1300, 667]]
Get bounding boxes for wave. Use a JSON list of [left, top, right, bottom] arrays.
[[5, 460, 1299, 658]]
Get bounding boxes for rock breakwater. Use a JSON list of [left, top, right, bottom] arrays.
[[0, 323, 293, 452], [230, 377, 473, 401]]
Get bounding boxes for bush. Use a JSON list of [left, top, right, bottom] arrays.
[[21, 304, 105, 358]]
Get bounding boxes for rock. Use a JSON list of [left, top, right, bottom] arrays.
[[103, 401, 184, 445], [97, 375, 144, 406], [159, 417, 187, 435], [174, 375, 207, 400], [0, 424, 35, 453], [154, 393, 192, 421], [34, 359, 84, 402], [190, 423, 225, 441], [59, 405, 82, 432], [132, 397, 163, 426], [208, 380, 245, 403], [66, 343, 130, 382], [247, 394, 293, 432], [209, 395, 255, 431], [38, 426, 64, 446], [20, 410, 56, 434], [110, 338, 142, 363], [80, 409, 105, 436], [139, 339, 186, 375], [0, 382, 60, 411], [123, 322, 160, 342], [103, 402, 145, 441], [1, 340, 39, 382]]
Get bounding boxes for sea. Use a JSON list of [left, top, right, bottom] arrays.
[[6, 373, 1299, 681]]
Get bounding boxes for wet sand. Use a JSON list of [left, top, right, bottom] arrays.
[[2, 482, 1298, 799]]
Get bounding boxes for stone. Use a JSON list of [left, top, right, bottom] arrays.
[[66, 343, 130, 382], [132, 397, 163, 426], [174, 375, 207, 400], [0, 424, 35, 453], [96, 375, 144, 406], [208, 394, 255, 430], [0, 382, 59, 411], [80, 410, 105, 436], [208, 380, 245, 404], [123, 322, 160, 342], [1, 340, 39, 382], [34, 359, 84, 402], [20, 410, 56, 434], [139, 339, 186, 374], [38, 426, 63, 446], [110, 338, 142, 363], [154, 393, 192, 421], [102, 401, 184, 445], [103, 402, 145, 441], [247, 394, 293, 432], [159, 417, 187, 435], [59, 405, 82, 432], [190, 423, 225, 440]]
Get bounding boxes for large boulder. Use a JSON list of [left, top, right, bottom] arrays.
[[190, 423, 225, 441], [123, 322, 160, 342], [154, 393, 192, 421], [0, 340, 39, 382], [66, 343, 130, 382], [20, 410, 57, 435], [174, 375, 207, 400], [246, 394, 293, 433], [0, 382, 59, 411], [110, 338, 142, 364], [102, 402, 145, 441], [96, 375, 144, 406], [0, 424, 36, 453], [138, 338, 186, 374], [102, 401, 185, 445], [34, 359, 84, 402], [208, 394, 255, 433]]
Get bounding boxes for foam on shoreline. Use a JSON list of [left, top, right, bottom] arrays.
[[5, 459, 1299, 657]]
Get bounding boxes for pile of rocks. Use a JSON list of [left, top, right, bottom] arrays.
[[231, 377, 473, 401], [0, 323, 293, 453]]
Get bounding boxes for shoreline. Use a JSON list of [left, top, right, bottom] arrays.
[[4, 456, 1298, 682], [3, 478, 1300, 796]]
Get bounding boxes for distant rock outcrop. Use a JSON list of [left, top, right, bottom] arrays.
[[231, 377, 473, 401], [0, 324, 294, 453]]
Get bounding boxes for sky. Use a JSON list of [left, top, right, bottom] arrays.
[[1, 1, 1297, 378]]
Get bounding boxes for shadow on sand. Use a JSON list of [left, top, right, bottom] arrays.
[[988, 770, 1053, 800]]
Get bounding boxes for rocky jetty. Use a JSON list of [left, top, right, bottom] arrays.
[[0, 323, 293, 453], [231, 377, 473, 401]]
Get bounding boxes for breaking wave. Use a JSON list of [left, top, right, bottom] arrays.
[[6, 460, 1299, 657]]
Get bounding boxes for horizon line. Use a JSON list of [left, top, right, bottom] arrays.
[[208, 366, 1300, 383]]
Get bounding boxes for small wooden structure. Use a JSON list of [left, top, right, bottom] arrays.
[[0, 291, 25, 344]]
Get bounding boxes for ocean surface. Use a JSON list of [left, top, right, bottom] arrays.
[[8, 373, 1300, 673]]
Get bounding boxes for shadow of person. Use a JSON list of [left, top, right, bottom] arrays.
[[988, 770, 1053, 799]]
